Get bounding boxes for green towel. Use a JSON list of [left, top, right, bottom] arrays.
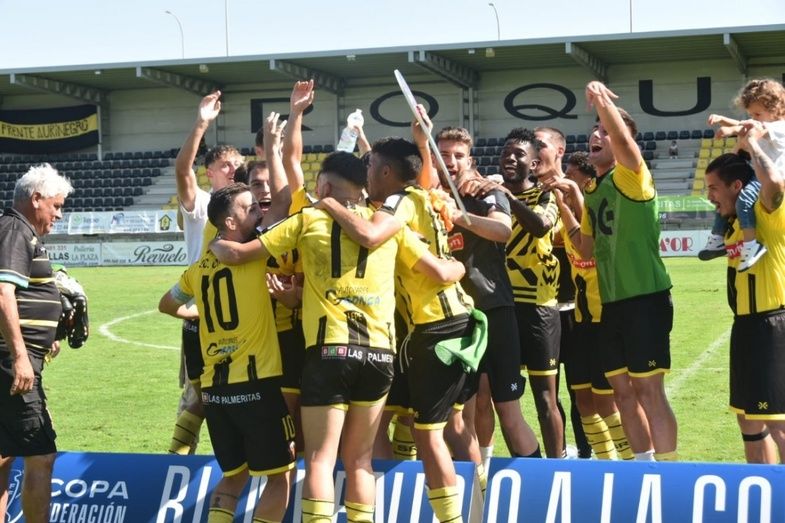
[[434, 309, 488, 372]]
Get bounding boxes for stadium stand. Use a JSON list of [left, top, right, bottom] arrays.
[[0, 150, 169, 211]]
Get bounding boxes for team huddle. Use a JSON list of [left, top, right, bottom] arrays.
[[1, 77, 784, 523]]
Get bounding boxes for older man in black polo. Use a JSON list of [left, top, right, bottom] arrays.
[[0, 163, 72, 523]]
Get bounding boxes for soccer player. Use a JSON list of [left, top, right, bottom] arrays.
[[159, 183, 295, 523], [705, 137, 785, 462], [308, 120, 479, 521], [168, 90, 244, 455], [0, 164, 72, 523], [212, 151, 468, 522], [436, 127, 541, 473], [534, 126, 590, 459], [498, 128, 564, 458], [574, 81, 677, 461], [542, 151, 637, 460]]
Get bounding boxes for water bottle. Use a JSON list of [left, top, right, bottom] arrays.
[[336, 109, 364, 152]]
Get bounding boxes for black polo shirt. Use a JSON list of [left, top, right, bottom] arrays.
[[0, 208, 62, 359]]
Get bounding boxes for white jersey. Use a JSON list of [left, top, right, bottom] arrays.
[[180, 187, 211, 265], [762, 120, 785, 173]]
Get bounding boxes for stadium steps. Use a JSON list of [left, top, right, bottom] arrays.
[[128, 166, 177, 210]]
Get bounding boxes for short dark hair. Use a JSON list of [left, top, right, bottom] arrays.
[[706, 153, 754, 186], [566, 151, 596, 178], [204, 144, 240, 168], [233, 163, 249, 185], [320, 151, 367, 187], [207, 183, 250, 231], [504, 128, 543, 151], [534, 126, 566, 148], [254, 127, 265, 148], [371, 137, 422, 183]]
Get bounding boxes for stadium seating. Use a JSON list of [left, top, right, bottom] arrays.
[[0, 149, 169, 212]]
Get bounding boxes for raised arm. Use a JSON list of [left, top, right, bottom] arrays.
[[741, 122, 785, 213], [585, 81, 642, 171], [283, 80, 314, 194], [261, 112, 292, 227], [175, 91, 222, 211], [412, 104, 439, 189]]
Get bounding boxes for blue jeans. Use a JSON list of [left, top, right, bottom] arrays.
[[711, 179, 761, 235]]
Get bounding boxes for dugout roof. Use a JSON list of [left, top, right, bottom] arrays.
[[0, 24, 783, 102]]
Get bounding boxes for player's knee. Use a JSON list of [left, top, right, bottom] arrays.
[[24, 453, 56, 476]]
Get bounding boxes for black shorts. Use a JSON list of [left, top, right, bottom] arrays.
[[182, 319, 204, 382], [515, 303, 561, 376], [202, 379, 295, 476], [479, 307, 525, 402], [408, 315, 473, 429], [300, 345, 394, 407], [0, 354, 57, 457], [600, 290, 673, 377], [278, 323, 305, 394], [730, 310, 785, 419], [385, 312, 411, 413], [564, 321, 612, 393]]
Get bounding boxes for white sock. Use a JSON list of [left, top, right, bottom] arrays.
[[634, 449, 656, 461], [480, 445, 494, 472], [743, 239, 759, 247]]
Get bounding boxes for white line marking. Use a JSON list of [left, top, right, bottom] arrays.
[[98, 309, 179, 351], [666, 327, 731, 396]]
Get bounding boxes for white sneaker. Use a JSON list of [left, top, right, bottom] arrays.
[[698, 234, 726, 261], [738, 240, 767, 272]]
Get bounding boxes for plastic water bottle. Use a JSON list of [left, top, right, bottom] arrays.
[[336, 109, 364, 152]]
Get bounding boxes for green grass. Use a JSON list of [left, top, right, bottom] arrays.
[[45, 259, 742, 461]]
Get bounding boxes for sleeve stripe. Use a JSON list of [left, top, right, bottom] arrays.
[[170, 283, 192, 304], [0, 271, 29, 288], [19, 319, 59, 327]]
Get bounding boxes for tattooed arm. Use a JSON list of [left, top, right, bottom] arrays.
[[741, 122, 785, 212]]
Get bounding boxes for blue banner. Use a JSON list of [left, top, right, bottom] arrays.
[[5, 453, 476, 522], [484, 458, 782, 522]]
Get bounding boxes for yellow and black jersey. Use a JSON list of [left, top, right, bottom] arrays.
[[266, 249, 302, 332], [380, 186, 473, 326], [506, 186, 560, 306], [260, 205, 429, 351], [561, 226, 602, 323], [726, 200, 785, 316], [289, 186, 315, 216], [173, 251, 281, 389], [0, 209, 62, 357], [200, 220, 218, 259]]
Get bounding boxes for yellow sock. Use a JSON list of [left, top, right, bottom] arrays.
[[207, 508, 234, 523], [580, 414, 617, 460], [168, 410, 203, 455], [302, 498, 333, 523], [603, 412, 634, 460], [654, 450, 679, 461], [476, 463, 487, 497], [346, 500, 374, 523], [392, 418, 417, 460], [427, 485, 463, 523]]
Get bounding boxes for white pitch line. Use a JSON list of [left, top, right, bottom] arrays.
[[666, 327, 731, 396], [98, 309, 179, 351]]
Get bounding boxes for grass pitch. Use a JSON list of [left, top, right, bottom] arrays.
[[45, 258, 739, 461]]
